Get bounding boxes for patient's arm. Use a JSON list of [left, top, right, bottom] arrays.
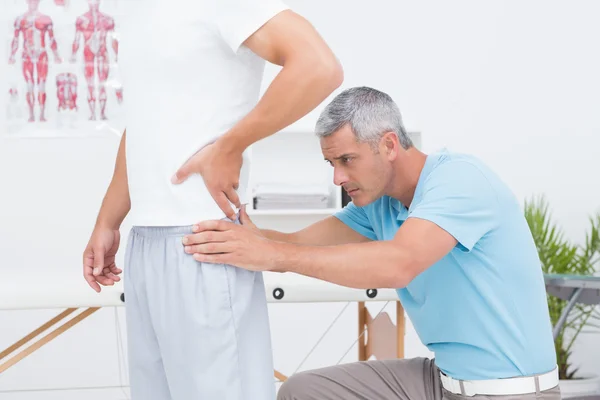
[[261, 215, 372, 246], [96, 130, 130, 229]]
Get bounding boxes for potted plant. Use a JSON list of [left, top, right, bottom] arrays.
[[524, 195, 600, 398]]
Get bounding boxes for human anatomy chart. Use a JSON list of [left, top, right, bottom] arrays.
[[1, 0, 125, 137]]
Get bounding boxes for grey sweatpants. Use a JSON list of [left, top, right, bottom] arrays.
[[277, 358, 562, 400], [123, 225, 275, 400]]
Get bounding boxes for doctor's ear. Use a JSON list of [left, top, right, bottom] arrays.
[[381, 132, 400, 158]]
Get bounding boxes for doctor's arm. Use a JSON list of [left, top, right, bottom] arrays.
[[260, 215, 372, 246], [187, 161, 496, 289], [187, 214, 457, 289], [269, 217, 458, 289], [262, 163, 497, 288]]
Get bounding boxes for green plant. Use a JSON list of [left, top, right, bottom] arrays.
[[524, 195, 600, 380]]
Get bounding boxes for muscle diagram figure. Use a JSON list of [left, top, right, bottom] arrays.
[[8, 0, 62, 122], [56, 73, 78, 112], [70, 0, 119, 120], [6, 87, 22, 120]]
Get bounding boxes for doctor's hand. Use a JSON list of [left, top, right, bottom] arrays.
[[83, 227, 122, 293], [182, 206, 277, 271], [171, 139, 242, 220]]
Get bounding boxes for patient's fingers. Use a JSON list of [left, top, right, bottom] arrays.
[[224, 186, 241, 211], [95, 273, 115, 286], [103, 267, 121, 282], [108, 264, 122, 275], [92, 247, 105, 277], [84, 265, 101, 292], [212, 190, 236, 221], [110, 265, 123, 279]]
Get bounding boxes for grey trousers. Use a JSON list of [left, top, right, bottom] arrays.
[[124, 225, 275, 400], [277, 358, 562, 400]]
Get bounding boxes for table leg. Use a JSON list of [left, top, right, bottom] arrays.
[[396, 301, 405, 359], [358, 301, 405, 361], [0, 307, 100, 374]]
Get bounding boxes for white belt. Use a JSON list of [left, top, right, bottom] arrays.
[[440, 366, 559, 397]]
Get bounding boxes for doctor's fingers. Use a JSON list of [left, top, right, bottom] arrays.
[[183, 230, 234, 246], [185, 241, 238, 255]]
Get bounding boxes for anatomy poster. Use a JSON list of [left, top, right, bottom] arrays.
[[1, 0, 125, 138]]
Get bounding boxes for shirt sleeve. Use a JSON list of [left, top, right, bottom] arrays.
[[408, 161, 500, 252], [214, 0, 290, 53], [333, 202, 378, 241]]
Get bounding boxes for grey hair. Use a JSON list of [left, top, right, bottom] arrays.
[[315, 86, 412, 150]]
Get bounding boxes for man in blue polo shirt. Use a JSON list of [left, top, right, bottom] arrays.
[[183, 86, 561, 399]]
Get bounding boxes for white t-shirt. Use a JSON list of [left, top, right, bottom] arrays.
[[118, 0, 289, 226]]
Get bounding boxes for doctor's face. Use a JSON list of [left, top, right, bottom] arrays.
[[320, 125, 394, 207]]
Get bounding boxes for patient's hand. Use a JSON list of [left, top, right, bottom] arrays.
[[171, 139, 243, 220], [83, 227, 122, 293]]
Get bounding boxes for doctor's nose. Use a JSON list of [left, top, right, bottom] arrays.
[[333, 168, 348, 187]]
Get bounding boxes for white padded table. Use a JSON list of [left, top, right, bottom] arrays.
[[0, 270, 400, 310], [0, 270, 404, 381]]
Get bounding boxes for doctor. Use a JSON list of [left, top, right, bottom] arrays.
[[183, 86, 561, 400]]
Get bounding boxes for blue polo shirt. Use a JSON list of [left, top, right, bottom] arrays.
[[334, 149, 556, 380]]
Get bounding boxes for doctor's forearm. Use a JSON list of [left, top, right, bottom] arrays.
[[271, 241, 411, 289], [260, 229, 294, 243]]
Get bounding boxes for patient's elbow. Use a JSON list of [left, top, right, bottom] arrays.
[[307, 54, 344, 93], [324, 57, 344, 89]]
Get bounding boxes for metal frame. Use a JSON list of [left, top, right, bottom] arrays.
[[544, 274, 600, 340]]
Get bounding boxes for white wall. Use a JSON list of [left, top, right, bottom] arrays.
[[1, 0, 599, 398]]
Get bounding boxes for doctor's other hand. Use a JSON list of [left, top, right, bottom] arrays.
[[83, 227, 122, 293], [171, 139, 243, 220]]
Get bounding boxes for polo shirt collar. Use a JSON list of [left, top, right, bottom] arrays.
[[394, 149, 447, 220]]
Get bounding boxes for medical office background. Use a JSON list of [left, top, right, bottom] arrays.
[[1, 0, 599, 399]]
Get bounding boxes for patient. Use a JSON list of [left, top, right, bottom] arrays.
[[80, 1, 343, 399]]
